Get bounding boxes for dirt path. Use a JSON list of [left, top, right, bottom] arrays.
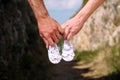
[[51, 60, 93, 80], [50, 52, 110, 80]]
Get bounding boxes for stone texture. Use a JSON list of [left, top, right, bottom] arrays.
[[72, 0, 120, 51]]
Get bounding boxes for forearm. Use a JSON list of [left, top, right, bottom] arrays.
[[28, 0, 49, 21], [75, 0, 105, 23]]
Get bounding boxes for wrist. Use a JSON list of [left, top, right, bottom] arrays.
[[35, 11, 49, 21], [28, 0, 50, 21], [74, 11, 89, 24]]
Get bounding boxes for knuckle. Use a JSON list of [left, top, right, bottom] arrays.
[[44, 33, 49, 38], [49, 29, 56, 34], [71, 30, 75, 33], [53, 28, 57, 32], [49, 30, 53, 34], [52, 26, 57, 31]]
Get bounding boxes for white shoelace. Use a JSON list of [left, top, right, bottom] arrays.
[[48, 40, 75, 64]]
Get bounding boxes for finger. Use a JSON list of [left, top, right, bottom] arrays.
[[51, 33, 59, 43], [61, 24, 66, 39], [67, 31, 74, 41], [40, 34, 43, 38], [43, 34, 55, 46], [57, 24, 64, 35], [40, 34, 49, 48], [43, 37, 49, 48], [53, 19, 64, 35], [65, 26, 71, 39], [42, 33, 55, 46], [47, 37, 55, 46], [56, 31, 62, 40]]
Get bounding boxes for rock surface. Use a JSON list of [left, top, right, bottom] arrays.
[[72, 0, 120, 51]]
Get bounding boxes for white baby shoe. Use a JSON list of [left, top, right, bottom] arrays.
[[48, 44, 62, 64], [62, 40, 75, 61]]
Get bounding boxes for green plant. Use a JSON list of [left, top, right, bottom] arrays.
[[74, 49, 99, 63], [111, 43, 120, 72]]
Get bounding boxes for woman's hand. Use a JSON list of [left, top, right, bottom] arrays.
[[62, 0, 105, 41], [62, 17, 84, 40]]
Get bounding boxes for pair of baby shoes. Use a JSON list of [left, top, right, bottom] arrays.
[[48, 40, 75, 64]]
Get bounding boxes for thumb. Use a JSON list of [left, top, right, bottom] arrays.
[[57, 24, 64, 35]]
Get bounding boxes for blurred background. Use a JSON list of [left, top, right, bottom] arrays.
[[44, 0, 83, 24], [0, 0, 120, 80]]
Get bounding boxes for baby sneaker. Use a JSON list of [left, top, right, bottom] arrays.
[[62, 40, 75, 61], [48, 44, 62, 64]]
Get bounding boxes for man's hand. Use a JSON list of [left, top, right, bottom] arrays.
[[28, 0, 64, 48], [38, 16, 64, 48]]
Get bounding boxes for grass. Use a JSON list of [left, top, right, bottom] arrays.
[[74, 49, 99, 63], [83, 0, 88, 4], [111, 43, 120, 72], [57, 37, 64, 54], [74, 40, 120, 77]]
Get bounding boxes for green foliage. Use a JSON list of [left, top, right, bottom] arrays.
[[57, 37, 64, 54], [75, 49, 99, 63], [83, 0, 88, 5], [111, 43, 120, 72], [74, 38, 120, 74]]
